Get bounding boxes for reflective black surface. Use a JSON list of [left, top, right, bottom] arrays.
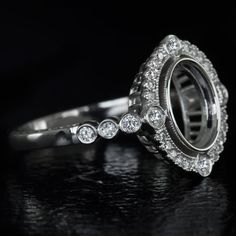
[[0, 6, 235, 236], [1, 138, 235, 236]]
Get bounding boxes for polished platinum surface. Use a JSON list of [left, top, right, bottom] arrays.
[[10, 35, 228, 177], [166, 57, 220, 152], [10, 98, 128, 150]]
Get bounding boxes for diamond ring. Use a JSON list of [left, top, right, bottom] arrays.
[[10, 35, 228, 177]]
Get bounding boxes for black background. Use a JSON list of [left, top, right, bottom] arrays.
[[0, 6, 236, 236]]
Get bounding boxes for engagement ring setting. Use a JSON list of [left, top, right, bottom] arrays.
[[10, 35, 228, 177]]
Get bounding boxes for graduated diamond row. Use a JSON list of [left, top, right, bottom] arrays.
[[73, 106, 166, 144]]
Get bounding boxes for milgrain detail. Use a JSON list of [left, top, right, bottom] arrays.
[[129, 35, 228, 176], [9, 35, 228, 177], [129, 80, 161, 155]]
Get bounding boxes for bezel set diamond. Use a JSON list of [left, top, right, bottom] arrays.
[[129, 35, 228, 177], [10, 34, 228, 178], [71, 35, 228, 177], [73, 113, 143, 144], [76, 124, 98, 144], [98, 119, 119, 139], [119, 113, 142, 133], [144, 106, 166, 129], [73, 107, 167, 144]]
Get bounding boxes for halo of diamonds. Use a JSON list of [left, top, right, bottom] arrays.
[[70, 35, 228, 177], [132, 35, 228, 177]]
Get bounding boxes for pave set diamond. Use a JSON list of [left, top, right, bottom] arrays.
[[135, 35, 228, 176], [72, 35, 228, 177]]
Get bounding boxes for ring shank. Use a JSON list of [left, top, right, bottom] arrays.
[[10, 97, 128, 150]]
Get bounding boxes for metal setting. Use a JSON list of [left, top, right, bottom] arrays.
[[10, 35, 228, 177], [129, 35, 228, 176]]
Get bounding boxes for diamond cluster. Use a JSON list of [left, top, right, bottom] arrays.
[[72, 35, 228, 177], [140, 35, 182, 105], [136, 35, 228, 176]]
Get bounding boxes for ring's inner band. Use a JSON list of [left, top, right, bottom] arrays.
[[18, 98, 129, 132], [168, 58, 219, 151]]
